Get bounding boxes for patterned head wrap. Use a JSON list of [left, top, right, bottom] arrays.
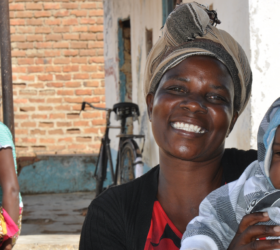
[[144, 2, 252, 114]]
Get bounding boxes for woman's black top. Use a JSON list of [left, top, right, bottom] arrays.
[[79, 148, 257, 250]]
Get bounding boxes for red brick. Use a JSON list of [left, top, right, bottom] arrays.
[[28, 83, 44, 88], [71, 57, 87, 64], [80, 34, 96, 41], [39, 90, 55, 96], [44, 50, 61, 57], [17, 58, 34, 65], [9, 3, 25, 11], [74, 121, 89, 127], [46, 98, 62, 103], [64, 97, 83, 103], [40, 138, 55, 144], [12, 50, 26, 57], [46, 34, 62, 41], [38, 106, 53, 111], [28, 66, 44, 73], [35, 27, 51, 34], [53, 27, 70, 33], [63, 50, 79, 57], [14, 98, 28, 104], [67, 113, 80, 119], [84, 128, 99, 134], [53, 42, 69, 49], [44, 3, 60, 10], [68, 144, 86, 150], [29, 98, 45, 103], [58, 137, 73, 143], [30, 129, 46, 135], [71, 10, 87, 17], [53, 11, 69, 17], [11, 35, 26, 42], [97, 33, 104, 41], [10, 19, 25, 26], [81, 65, 97, 72], [55, 105, 71, 111], [76, 136, 92, 142], [15, 114, 29, 119], [63, 65, 79, 72], [39, 122, 54, 128], [16, 11, 33, 18], [70, 42, 88, 49], [65, 82, 81, 88], [91, 73, 105, 79], [15, 129, 28, 135], [84, 97, 100, 103], [79, 50, 96, 56], [63, 34, 79, 40], [34, 11, 52, 18], [13, 67, 27, 73], [26, 19, 43, 26], [72, 26, 88, 32], [54, 58, 70, 64], [61, 3, 79, 9], [45, 66, 61, 73], [82, 112, 101, 119], [49, 129, 64, 135], [38, 75, 53, 81], [90, 57, 104, 63], [80, 18, 96, 24], [97, 49, 104, 56], [84, 81, 99, 87], [49, 114, 66, 119], [21, 122, 36, 127], [35, 42, 53, 49], [92, 119, 106, 125], [19, 89, 37, 95], [81, 3, 97, 9], [89, 10, 104, 16], [45, 19, 61, 25], [18, 75, 35, 81], [35, 58, 52, 64], [75, 89, 92, 96], [26, 3, 42, 10], [46, 82, 64, 88], [63, 19, 78, 26], [26, 35, 44, 42], [88, 25, 103, 33], [73, 73, 89, 80], [97, 18, 103, 24], [88, 41, 104, 48], [55, 74, 71, 81], [57, 122, 72, 127], [22, 138, 37, 143], [32, 114, 48, 119], [57, 89, 74, 95]]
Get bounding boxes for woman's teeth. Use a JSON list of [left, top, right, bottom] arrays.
[[171, 122, 206, 134]]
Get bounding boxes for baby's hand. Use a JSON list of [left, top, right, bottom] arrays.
[[228, 212, 280, 250]]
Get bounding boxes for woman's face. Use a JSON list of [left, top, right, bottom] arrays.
[[146, 56, 238, 162]]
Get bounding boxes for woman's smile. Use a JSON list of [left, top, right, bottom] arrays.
[[147, 55, 238, 161]]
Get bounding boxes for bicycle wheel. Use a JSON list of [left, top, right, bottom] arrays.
[[95, 141, 108, 197], [117, 140, 140, 185]]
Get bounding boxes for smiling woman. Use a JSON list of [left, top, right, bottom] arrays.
[[79, 3, 266, 250]]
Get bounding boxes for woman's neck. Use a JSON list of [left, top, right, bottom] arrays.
[[157, 148, 224, 233]]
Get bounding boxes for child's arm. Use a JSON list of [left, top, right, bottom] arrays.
[[0, 148, 20, 225]]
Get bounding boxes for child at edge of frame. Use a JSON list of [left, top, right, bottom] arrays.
[[180, 97, 280, 250], [0, 122, 23, 250]]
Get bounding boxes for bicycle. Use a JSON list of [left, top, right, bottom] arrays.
[[80, 101, 145, 197]]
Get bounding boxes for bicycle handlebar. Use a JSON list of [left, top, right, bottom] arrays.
[[80, 102, 112, 113]]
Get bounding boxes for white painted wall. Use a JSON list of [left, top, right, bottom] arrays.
[[103, 0, 162, 168], [249, 0, 280, 149]]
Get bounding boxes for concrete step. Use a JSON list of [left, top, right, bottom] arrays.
[[13, 235, 79, 250]]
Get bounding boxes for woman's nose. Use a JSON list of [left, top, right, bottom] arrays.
[[180, 96, 207, 114]]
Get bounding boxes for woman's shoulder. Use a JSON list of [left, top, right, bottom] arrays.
[[222, 148, 257, 183], [89, 165, 159, 211]]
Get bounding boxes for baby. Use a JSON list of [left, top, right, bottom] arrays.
[[180, 98, 280, 250]]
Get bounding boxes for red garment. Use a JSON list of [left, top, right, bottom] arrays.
[[145, 201, 182, 250]]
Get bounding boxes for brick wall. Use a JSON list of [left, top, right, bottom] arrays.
[[7, 0, 105, 157]]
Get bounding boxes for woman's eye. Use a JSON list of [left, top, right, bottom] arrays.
[[207, 95, 225, 102], [169, 87, 186, 93]]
